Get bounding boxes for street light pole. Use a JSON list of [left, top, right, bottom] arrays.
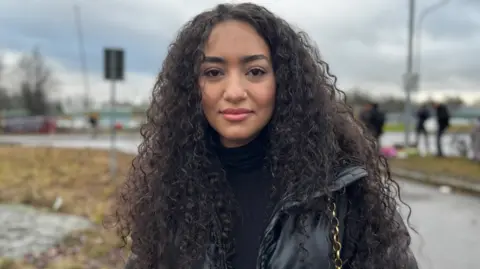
[[414, 0, 451, 76], [403, 0, 416, 146], [73, 4, 91, 112]]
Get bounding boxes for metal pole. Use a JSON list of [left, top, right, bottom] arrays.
[[414, 0, 451, 77], [109, 55, 117, 180], [404, 0, 415, 146], [73, 4, 91, 112]]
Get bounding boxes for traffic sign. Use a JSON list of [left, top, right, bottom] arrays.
[[104, 48, 124, 81], [103, 47, 125, 180]]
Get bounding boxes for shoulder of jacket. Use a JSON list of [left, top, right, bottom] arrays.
[[330, 166, 368, 192]]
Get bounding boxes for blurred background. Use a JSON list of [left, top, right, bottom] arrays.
[[0, 0, 479, 268]]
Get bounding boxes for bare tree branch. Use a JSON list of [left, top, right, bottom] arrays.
[[15, 47, 58, 115]]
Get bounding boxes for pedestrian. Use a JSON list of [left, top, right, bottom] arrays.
[[369, 103, 386, 147], [88, 112, 99, 138], [114, 3, 418, 269], [432, 102, 450, 157], [471, 117, 480, 162], [359, 103, 372, 125], [415, 104, 430, 153]]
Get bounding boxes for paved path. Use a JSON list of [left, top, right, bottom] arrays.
[[380, 132, 471, 157], [0, 131, 471, 156], [0, 204, 92, 259], [398, 181, 480, 269], [0, 134, 478, 268]]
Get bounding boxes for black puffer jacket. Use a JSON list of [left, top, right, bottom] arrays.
[[124, 166, 418, 269]]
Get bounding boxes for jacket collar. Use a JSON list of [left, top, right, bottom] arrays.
[[276, 165, 368, 212], [263, 165, 368, 240]]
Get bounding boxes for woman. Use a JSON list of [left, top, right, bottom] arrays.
[[115, 3, 418, 269]]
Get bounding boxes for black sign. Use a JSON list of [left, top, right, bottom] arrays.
[[104, 48, 124, 80]]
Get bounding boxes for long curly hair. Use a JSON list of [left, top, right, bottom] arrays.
[[114, 3, 412, 269]]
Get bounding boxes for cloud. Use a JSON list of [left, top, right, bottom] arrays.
[[1, 0, 479, 104]]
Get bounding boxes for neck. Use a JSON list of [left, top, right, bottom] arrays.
[[220, 136, 256, 149], [214, 133, 266, 172]]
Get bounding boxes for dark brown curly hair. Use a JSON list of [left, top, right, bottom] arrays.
[[113, 3, 413, 269]]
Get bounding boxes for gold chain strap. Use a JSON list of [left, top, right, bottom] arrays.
[[328, 197, 343, 269]]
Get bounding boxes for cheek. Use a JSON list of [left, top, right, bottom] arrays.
[[200, 87, 219, 114], [255, 83, 276, 112]]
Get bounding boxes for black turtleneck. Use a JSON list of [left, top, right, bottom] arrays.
[[215, 135, 274, 269]]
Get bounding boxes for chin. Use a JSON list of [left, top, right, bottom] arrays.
[[218, 130, 256, 147]]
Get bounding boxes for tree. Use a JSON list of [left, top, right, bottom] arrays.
[[378, 96, 406, 113], [473, 98, 480, 107], [0, 88, 11, 110], [443, 96, 464, 110], [345, 87, 375, 107], [0, 55, 18, 110], [0, 55, 9, 109], [16, 47, 57, 116]]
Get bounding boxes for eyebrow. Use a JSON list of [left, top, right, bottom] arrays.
[[202, 54, 269, 64]]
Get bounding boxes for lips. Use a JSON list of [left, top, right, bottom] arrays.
[[221, 108, 252, 114], [221, 108, 253, 122]]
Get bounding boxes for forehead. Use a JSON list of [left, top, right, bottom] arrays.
[[204, 20, 270, 57]]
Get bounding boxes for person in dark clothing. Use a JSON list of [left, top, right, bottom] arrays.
[[88, 112, 99, 138], [359, 103, 373, 127], [369, 103, 386, 145], [415, 104, 430, 153], [433, 102, 450, 157], [115, 3, 418, 269]]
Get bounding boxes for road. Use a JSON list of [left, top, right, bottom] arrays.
[[0, 131, 471, 156], [0, 134, 479, 268], [0, 133, 142, 153], [398, 181, 479, 268]]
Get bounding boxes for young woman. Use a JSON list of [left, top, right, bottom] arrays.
[[115, 3, 418, 269]]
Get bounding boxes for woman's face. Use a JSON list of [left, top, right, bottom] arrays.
[[199, 20, 276, 148]]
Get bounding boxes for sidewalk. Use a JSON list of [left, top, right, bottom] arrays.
[[390, 168, 480, 195]]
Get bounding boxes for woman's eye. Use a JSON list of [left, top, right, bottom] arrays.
[[204, 69, 222, 77], [247, 68, 266, 77]]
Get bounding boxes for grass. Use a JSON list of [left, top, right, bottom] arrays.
[[0, 146, 135, 269], [389, 155, 480, 182], [383, 123, 407, 132], [383, 123, 473, 133]]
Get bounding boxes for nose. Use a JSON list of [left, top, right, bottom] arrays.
[[223, 73, 246, 103]]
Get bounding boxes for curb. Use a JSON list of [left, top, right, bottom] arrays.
[[391, 168, 480, 196], [0, 142, 20, 146]]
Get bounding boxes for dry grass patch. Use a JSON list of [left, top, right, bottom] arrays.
[[389, 155, 480, 183], [0, 146, 136, 269]]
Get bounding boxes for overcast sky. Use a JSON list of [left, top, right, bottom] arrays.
[[1, 0, 479, 105]]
